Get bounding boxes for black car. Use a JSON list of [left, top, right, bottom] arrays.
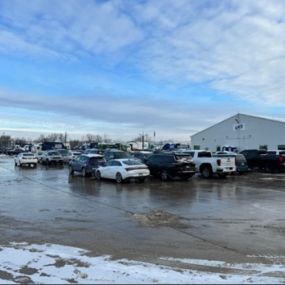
[[145, 153, 196, 181], [132, 151, 153, 163], [239, 149, 267, 169], [104, 149, 132, 161], [69, 154, 106, 177]]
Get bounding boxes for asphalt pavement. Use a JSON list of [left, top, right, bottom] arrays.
[[0, 156, 285, 267]]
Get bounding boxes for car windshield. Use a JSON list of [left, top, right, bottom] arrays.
[[89, 157, 105, 166], [58, 149, 68, 155], [123, 159, 144, 166], [48, 151, 59, 156]]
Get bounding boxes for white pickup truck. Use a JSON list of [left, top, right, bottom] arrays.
[[188, 150, 236, 178]]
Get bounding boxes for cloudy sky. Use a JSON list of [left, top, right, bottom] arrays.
[[0, 0, 285, 141]]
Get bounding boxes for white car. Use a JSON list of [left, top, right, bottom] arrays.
[[95, 158, 150, 183], [15, 152, 38, 167]]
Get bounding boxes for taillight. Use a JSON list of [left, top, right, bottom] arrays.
[[217, 159, 221, 166], [278, 156, 284, 163]]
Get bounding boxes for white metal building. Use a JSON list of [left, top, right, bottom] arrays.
[[191, 113, 285, 152]]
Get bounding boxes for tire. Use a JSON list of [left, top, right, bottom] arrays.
[[138, 178, 145, 183], [115, 172, 123, 183], [15, 162, 17, 167], [95, 170, 101, 180], [69, 167, 74, 176], [82, 167, 87, 177], [201, 166, 212, 179], [160, 170, 168, 181]]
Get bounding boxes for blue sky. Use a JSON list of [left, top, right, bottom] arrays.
[[0, 0, 285, 141]]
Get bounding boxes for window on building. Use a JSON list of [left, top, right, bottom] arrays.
[[259, 145, 268, 151], [193, 145, 200, 150]]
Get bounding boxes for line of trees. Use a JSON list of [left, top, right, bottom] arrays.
[[0, 132, 113, 149]]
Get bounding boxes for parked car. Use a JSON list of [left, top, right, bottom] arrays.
[[69, 154, 106, 177], [132, 151, 153, 163], [145, 153, 196, 181], [7, 148, 23, 156], [35, 151, 45, 163], [215, 151, 248, 174], [95, 158, 150, 183], [83, 148, 99, 155], [104, 149, 132, 161], [57, 149, 73, 163], [189, 150, 236, 178], [260, 150, 285, 172], [239, 149, 267, 169], [15, 152, 38, 167], [42, 151, 63, 165]]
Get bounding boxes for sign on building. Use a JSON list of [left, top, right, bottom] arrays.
[[233, 123, 245, 131]]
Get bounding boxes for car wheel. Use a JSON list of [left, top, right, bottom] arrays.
[[82, 168, 87, 177], [15, 162, 17, 167], [69, 167, 74, 176], [201, 166, 212, 179], [160, 170, 168, 181], [138, 178, 145, 183], [116, 172, 123, 183], [95, 170, 101, 180]]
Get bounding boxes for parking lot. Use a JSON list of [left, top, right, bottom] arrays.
[[1, 155, 285, 282]]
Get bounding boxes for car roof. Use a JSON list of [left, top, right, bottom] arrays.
[[112, 158, 140, 162], [83, 154, 103, 158]]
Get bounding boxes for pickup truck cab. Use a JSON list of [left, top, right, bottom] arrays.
[[189, 150, 236, 178]]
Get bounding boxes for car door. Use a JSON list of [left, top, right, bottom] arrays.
[[110, 160, 122, 179], [73, 156, 83, 171], [101, 160, 113, 178]]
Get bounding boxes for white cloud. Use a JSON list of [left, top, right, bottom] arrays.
[[135, 0, 285, 105], [0, 88, 249, 140], [1, 0, 285, 107]]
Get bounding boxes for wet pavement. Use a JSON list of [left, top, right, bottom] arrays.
[[1, 156, 285, 266]]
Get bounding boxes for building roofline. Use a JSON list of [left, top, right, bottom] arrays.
[[191, 113, 285, 138]]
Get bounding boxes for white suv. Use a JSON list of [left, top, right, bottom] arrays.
[[15, 152, 38, 167]]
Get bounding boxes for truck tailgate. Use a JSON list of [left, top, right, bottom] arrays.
[[220, 157, 235, 168]]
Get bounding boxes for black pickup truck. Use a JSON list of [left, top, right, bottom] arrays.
[[240, 149, 285, 172]]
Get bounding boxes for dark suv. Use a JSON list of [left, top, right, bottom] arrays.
[[146, 153, 196, 181], [69, 154, 106, 177], [239, 149, 267, 169]]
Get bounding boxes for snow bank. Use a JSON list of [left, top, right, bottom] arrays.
[[0, 243, 284, 284]]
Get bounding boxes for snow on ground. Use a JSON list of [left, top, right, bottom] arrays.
[[0, 243, 284, 284]]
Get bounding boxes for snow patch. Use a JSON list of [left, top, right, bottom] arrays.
[[0, 243, 284, 284]]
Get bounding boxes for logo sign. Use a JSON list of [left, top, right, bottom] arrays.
[[233, 123, 245, 131]]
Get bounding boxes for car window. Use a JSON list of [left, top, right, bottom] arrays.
[[198, 152, 212, 158], [49, 151, 59, 155], [79, 156, 88, 162], [89, 157, 105, 166], [236, 155, 246, 163], [123, 159, 143, 166], [113, 161, 122, 166]]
